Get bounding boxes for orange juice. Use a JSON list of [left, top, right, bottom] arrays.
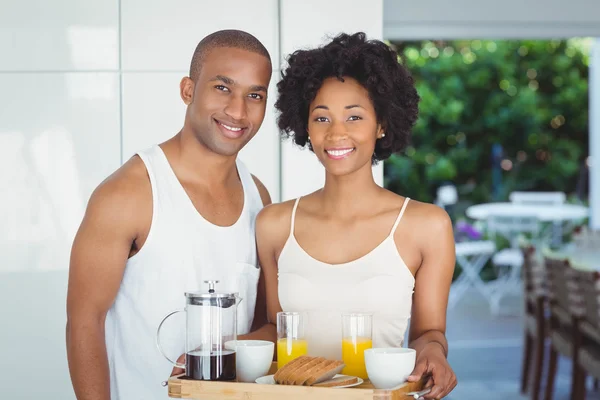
[[341, 337, 372, 379], [277, 338, 308, 369]]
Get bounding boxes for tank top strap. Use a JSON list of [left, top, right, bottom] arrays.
[[135, 146, 162, 212], [235, 158, 263, 210], [136, 149, 157, 190], [389, 197, 411, 237], [289, 197, 301, 237]]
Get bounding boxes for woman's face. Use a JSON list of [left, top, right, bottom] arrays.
[[307, 76, 383, 177]]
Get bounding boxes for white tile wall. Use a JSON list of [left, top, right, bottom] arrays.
[[121, 0, 279, 72], [121, 72, 187, 160], [279, 0, 383, 62], [0, 72, 121, 273], [0, 0, 119, 71], [0, 72, 120, 399]]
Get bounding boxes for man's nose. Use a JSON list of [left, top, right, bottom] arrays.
[[224, 95, 247, 121]]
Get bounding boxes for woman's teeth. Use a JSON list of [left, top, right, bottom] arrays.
[[326, 148, 354, 157]]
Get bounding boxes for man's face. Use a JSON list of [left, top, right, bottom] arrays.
[[183, 47, 272, 157]]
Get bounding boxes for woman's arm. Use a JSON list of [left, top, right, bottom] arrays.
[[406, 206, 457, 399]]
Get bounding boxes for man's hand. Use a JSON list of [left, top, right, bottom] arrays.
[[406, 343, 457, 399], [170, 354, 186, 377]]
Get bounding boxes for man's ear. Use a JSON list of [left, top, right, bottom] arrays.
[[180, 77, 195, 105]]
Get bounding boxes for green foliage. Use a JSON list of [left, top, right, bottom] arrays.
[[384, 39, 590, 205]]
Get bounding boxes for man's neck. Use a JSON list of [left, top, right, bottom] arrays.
[[162, 131, 239, 187]]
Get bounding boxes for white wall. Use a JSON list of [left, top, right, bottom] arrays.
[[0, 0, 382, 398], [591, 39, 600, 229]]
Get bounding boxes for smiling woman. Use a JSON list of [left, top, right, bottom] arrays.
[[257, 32, 458, 399]]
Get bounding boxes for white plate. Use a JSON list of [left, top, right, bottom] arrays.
[[255, 374, 364, 388]]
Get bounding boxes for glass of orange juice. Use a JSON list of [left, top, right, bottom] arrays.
[[341, 313, 372, 379], [277, 311, 308, 369]]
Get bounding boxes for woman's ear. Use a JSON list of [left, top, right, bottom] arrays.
[[376, 124, 385, 139]]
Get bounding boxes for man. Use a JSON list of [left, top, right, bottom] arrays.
[[66, 30, 276, 400]]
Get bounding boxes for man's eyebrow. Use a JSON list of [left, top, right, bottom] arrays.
[[209, 75, 234, 85], [209, 75, 267, 93], [249, 85, 268, 93]]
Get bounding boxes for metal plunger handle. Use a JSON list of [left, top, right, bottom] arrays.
[[204, 280, 219, 293]]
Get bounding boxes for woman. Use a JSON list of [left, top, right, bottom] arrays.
[[256, 32, 456, 399]]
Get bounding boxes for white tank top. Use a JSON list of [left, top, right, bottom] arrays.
[[104, 145, 264, 399], [277, 197, 415, 360]]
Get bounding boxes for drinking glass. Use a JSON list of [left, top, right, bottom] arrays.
[[276, 311, 308, 369], [341, 313, 373, 379]]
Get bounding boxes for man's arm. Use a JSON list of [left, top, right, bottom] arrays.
[[241, 175, 277, 342], [251, 175, 272, 208], [66, 168, 144, 400]]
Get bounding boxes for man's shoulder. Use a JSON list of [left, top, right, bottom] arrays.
[[87, 155, 151, 217]]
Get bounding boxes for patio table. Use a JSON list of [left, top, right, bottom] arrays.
[[466, 202, 589, 247], [466, 202, 588, 222]]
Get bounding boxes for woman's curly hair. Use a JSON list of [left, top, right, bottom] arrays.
[[275, 32, 420, 163]]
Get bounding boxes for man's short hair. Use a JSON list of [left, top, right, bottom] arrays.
[[189, 30, 272, 81]]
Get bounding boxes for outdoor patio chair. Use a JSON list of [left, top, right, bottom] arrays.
[[449, 240, 497, 309], [569, 264, 600, 400], [487, 214, 541, 315], [509, 191, 567, 245], [543, 252, 579, 400], [519, 245, 548, 400]]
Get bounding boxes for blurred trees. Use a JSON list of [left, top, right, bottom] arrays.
[[384, 39, 591, 206]]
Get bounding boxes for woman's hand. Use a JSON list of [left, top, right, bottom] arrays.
[[170, 353, 185, 377], [406, 342, 457, 399]]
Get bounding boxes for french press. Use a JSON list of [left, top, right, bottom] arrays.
[[156, 280, 242, 381]]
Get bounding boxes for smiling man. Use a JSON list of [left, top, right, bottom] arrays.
[[66, 30, 274, 400]]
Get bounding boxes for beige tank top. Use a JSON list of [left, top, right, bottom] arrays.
[[277, 197, 415, 360]]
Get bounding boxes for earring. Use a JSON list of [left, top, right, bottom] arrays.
[[380, 133, 385, 138]]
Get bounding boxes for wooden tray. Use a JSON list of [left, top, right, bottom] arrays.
[[168, 363, 428, 399]]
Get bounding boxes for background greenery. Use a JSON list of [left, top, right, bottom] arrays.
[[384, 39, 591, 210]]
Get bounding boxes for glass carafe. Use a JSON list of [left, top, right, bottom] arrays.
[[157, 280, 242, 381]]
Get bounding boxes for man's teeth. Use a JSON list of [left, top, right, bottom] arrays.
[[327, 149, 354, 157], [220, 122, 243, 131]]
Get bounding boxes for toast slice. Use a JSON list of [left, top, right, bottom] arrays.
[[313, 375, 360, 387], [289, 358, 327, 385], [273, 356, 301, 382], [297, 359, 334, 386], [285, 357, 323, 385], [274, 356, 311, 384], [305, 360, 345, 386]]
